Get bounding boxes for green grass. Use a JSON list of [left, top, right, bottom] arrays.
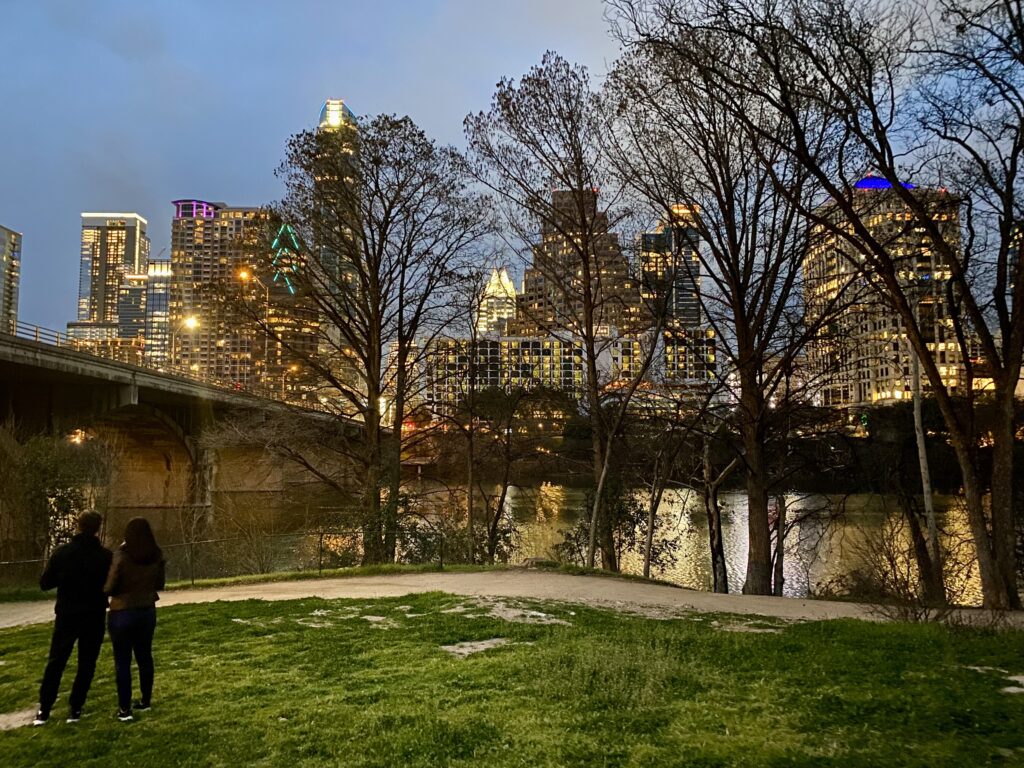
[[1, 595, 1022, 767]]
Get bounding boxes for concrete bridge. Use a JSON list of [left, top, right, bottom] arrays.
[[0, 329, 346, 511]]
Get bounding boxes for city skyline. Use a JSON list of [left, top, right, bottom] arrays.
[[0, 1, 617, 331]]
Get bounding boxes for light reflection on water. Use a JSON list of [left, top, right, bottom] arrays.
[[503, 484, 982, 605]]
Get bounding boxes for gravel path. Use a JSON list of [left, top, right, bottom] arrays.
[[1, 570, 1019, 630]]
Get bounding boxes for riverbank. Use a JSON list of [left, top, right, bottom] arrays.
[[2, 569, 1021, 629], [1, 589, 1022, 765]]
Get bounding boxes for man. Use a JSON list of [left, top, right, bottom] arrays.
[[33, 511, 112, 725]]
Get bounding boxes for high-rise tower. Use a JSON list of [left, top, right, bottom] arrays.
[[0, 224, 21, 334], [72, 213, 149, 328], [640, 205, 715, 382], [170, 199, 261, 385], [508, 189, 641, 337], [803, 176, 965, 406], [476, 267, 517, 336], [319, 99, 356, 131]]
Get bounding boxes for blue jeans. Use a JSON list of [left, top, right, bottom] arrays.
[[108, 607, 156, 711]]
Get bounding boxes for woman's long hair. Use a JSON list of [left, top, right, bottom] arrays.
[[123, 517, 161, 564]]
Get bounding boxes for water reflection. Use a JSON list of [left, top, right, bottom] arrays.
[[500, 485, 982, 605]]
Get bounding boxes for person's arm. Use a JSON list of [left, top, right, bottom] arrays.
[[39, 546, 67, 592], [156, 558, 166, 592], [104, 552, 122, 596]]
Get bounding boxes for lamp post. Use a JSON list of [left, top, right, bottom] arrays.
[[239, 268, 270, 393], [282, 363, 298, 400], [170, 315, 200, 377]]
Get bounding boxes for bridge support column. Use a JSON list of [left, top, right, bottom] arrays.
[[187, 444, 215, 509]]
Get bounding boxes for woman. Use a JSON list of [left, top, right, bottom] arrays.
[[105, 517, 165, 722]]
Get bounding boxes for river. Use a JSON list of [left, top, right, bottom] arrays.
[[496, 483, 982, 604]]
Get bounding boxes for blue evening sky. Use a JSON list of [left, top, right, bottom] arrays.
[[1, 0, 618, 329]]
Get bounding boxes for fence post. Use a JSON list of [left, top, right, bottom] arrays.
[[318, 532, 324, 575]]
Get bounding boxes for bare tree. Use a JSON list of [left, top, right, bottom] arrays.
[[466, 52, 641, 570], [241, 114, 490, 564], [600, 31, 855, 594]]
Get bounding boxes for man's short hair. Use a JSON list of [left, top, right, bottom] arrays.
[[77, 511, 103, 537]]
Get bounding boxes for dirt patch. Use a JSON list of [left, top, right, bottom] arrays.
[[710, 619, 784, 634], [484, 599, 571, 626], [1003, 674, 1024, 694], [0, 708, 37, 731], [440, 638, 511, 658]]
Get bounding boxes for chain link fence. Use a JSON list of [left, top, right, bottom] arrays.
[[0, 526, 457, 590]]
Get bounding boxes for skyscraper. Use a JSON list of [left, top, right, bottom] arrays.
[[319, 99, 356, 131], [640, 206, 716, 383], [803, 176, 965, 406], [170, 199, 262, 385], [508, 189, 641, 337], [476, 267, 517, 336], [72, 213, 150, 335], [0, 224, 21, 334], [144, 259, 172, 368]]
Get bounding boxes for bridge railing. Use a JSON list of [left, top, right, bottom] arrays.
[[7, 321, 332, 412]]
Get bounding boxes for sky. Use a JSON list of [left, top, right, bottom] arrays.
[[0, 0, 620, 330]]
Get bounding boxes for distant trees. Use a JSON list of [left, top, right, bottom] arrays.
[[610, 0, 1023, 608], [601, 27, 853, 594]]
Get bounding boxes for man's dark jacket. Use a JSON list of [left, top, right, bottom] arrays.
[[40, 534, 113, 615]]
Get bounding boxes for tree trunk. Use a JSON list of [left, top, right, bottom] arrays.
[[771, 494, 786, 597], [740, 373, 772, 595], [954, 439, 1009, 609], [489, 448, 513, 564], [643, 454, 666, 580], [466, 429, 475, 564], [990, 384, 1022, 608], [912, 348, 945, 601], [704, 448, 730, 594], [897, 485, 943, 605]]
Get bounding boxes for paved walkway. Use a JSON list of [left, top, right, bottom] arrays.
[[1, 570, 1019, 629]]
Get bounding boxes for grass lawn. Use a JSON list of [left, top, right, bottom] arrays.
[[1, 594, 1022, 767]]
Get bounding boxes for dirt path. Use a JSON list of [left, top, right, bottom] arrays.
[[1, 570, 1019, 630]]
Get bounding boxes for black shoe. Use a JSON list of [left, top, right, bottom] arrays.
[[116, 708, 133, 722], [32, 710, 48, 726], [66, 708, 82, 723], [133, 700, 151, 711]]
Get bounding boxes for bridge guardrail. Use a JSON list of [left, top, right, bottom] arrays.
[[6, 322, 331, 412]]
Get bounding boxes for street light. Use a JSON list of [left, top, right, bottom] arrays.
[[170, 315, 200, 376], [238, 268, 270, 392], [282, 363, 299, 400]]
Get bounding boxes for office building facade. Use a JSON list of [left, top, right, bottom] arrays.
[[72, 213, 149, 334], [0, 224, 21, 334], [803, 176, 967, 406], [508, 189, 642, 337], [640, 205, 716, 383], [144, 259, 172, 368], [170, 199, 263, 386], [476, 267, 517, 337]]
